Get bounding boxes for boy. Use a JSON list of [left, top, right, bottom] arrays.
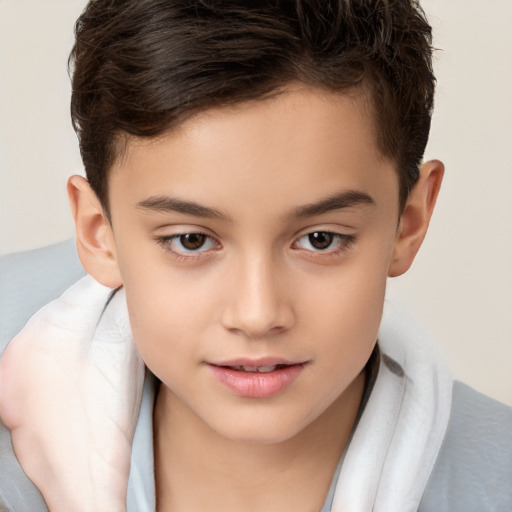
[[0, 1, 510, 511]]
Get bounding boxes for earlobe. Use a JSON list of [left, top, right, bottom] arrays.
[[388, 160, 444, 277], [67, 175, 123, 288]]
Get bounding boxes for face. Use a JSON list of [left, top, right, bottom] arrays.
[[106, 86, 402, 443]]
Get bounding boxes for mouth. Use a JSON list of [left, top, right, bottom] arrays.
[[207, 359, 306, 398], [220, 363, 293, 373]]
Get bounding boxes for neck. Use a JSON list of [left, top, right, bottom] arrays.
[[153, 370, 365, 512]]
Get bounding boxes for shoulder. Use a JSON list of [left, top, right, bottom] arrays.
[[419, 381, 512, 512], [0, 240, 85, 352], [0, 241, 84, 511]]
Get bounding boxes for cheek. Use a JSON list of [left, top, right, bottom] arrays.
[[303, 247, 391, 366], [123, 281, 191, 354], [314, 279, 385, 360], [119, 262, 219, 382]]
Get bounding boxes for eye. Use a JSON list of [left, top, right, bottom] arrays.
[[294, 231, 354, 253], [158, 233, 219, 255]]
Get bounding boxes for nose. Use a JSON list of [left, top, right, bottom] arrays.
[[220, 253, 295, 338]]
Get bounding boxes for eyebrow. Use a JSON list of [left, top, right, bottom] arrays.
[[137, 189, 375, 221], [137, 196, 229, 220], [293, 190, 375, 218]]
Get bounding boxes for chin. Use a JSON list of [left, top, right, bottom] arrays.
[[207, 408, 313, 445], [221, 427, 302, 445]]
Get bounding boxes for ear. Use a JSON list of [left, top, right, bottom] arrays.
[[388, 160, 444, 277], [67, 175, 122, 288]]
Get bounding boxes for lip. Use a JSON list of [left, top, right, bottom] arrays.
[[207, 357, 307, 398], [211, 357, 301, 368]]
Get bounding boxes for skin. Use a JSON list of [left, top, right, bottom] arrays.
[[68, 85, 443, 511]]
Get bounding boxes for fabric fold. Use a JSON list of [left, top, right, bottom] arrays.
[[331, 304, 453, 511], [0, 276, 145, 512]]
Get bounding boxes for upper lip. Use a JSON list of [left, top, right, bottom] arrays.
[[209, 357, 306, 368]]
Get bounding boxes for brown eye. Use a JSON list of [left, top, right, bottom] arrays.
[[179, 233, 207, 250], [158, 232, 219, 257], [308, 232, 334, 250], [294, 231, 355, 255]]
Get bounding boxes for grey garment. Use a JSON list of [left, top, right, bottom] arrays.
[[318, 369, 512, 511], [0, 240, 85, 346], [1, 241, 511, 511], [419, 381, 512, 512]]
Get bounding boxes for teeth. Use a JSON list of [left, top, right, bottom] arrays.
[[232, 365, 279, 372], [256, 365, 277, 373]]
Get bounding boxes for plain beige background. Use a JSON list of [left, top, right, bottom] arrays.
[[0, 0, 511, 405]]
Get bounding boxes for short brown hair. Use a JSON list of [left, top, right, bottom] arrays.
[[69, 0, 435, 212]]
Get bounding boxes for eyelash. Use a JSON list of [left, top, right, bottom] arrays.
[[157, 232, 221, 261], [156, 231, 356, 261], [293, 232, 356, 259]]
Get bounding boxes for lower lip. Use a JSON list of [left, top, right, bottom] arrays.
[[208, 364, 304, 398]]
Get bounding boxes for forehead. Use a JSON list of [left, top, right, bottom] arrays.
[[109, 86, 399, 218]]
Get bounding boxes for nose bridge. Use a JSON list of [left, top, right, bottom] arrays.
[[222, 248, 293, 337]]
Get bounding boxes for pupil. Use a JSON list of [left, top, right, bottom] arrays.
[[180, 233, 206, 250], [309, 232, 333, 250]]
